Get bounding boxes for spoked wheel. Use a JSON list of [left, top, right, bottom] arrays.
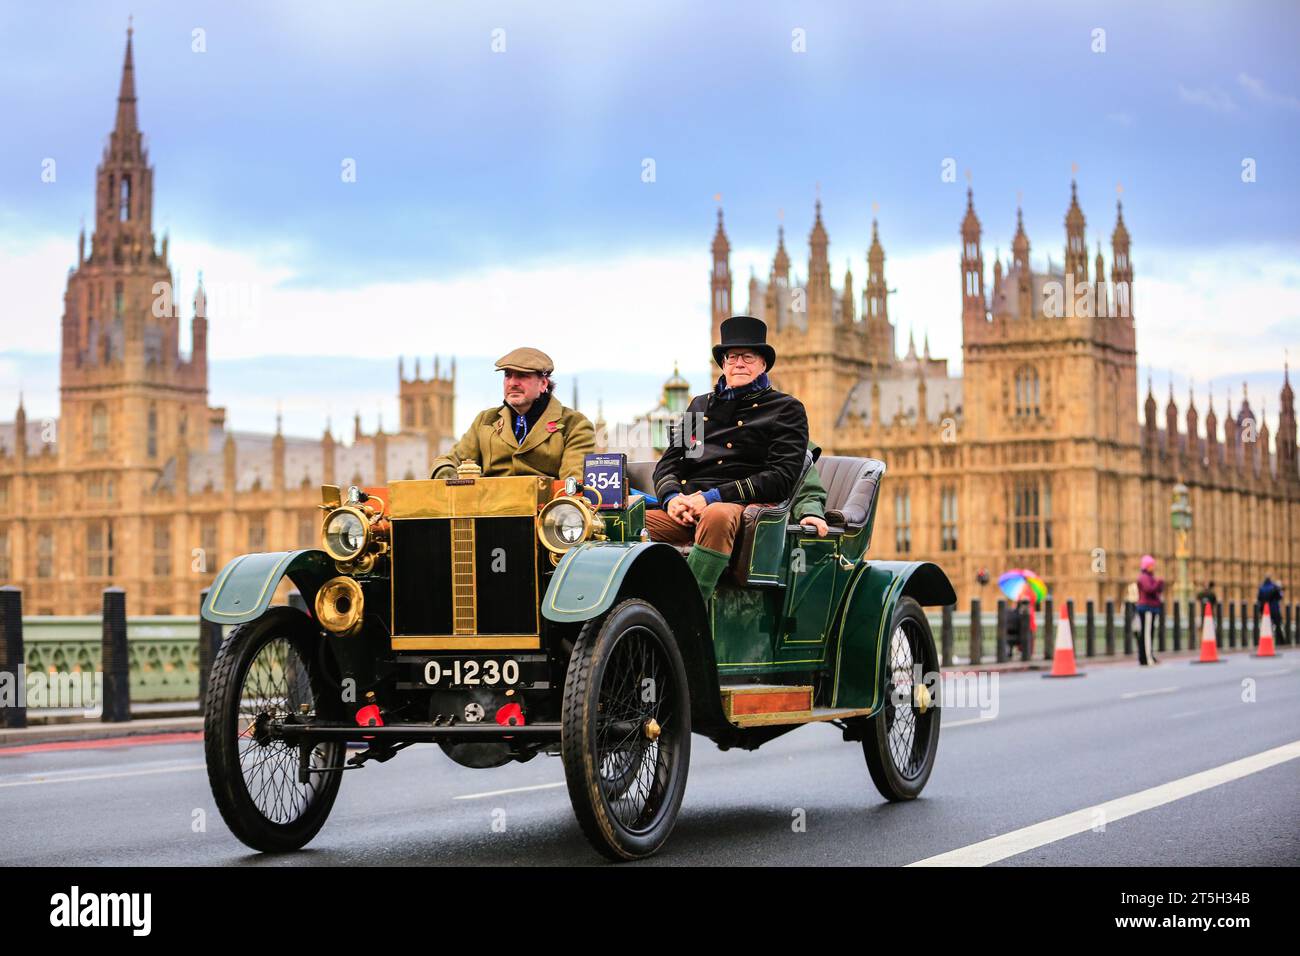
[[204, 607, 345, 852], [863, 596, 941, 800], [561, 599, 691, 861]]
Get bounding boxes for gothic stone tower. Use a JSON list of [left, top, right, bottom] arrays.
[[59, 26, 209, 480], [714, 199, 898, 445], [398, 355, 456, 454], [961, 183, 1141, 600]]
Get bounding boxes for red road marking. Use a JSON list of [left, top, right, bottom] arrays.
[[0, 731, 204, 756]]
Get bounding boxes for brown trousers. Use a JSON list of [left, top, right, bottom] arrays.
[[644, 502, 745, 554]]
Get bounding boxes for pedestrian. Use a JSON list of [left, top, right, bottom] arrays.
[[1195, 580, 1218, 615], [1257, 576, 1285, 643], [1135, 554, 1164, 665]]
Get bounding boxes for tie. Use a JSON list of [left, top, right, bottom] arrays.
[[514, 413, 528, 443]]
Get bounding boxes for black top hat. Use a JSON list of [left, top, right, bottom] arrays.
[[712, 315, 777, 370]]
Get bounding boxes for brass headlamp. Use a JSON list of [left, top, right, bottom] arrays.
[[537, 479, 606, 558], [320, 485, 388, 572]]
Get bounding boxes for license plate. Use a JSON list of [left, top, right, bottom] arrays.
[[419, 657, 522, 688]]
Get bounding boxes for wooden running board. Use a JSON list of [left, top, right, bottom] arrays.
[[721, 685, 874, 727]]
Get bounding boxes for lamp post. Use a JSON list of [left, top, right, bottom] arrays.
[[1170, 483, 1193, 605]]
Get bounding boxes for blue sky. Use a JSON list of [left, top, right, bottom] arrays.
[[1, 0, 1298, 435]]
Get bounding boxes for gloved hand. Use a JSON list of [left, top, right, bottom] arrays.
[[430, 464, 457, 480]]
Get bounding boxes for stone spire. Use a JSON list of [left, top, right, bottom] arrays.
[[1064, 180, 1088, 281]]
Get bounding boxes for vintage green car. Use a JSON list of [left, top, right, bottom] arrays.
[[199, 452, 955, 860]]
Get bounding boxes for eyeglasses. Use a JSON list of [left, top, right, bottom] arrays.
[[723, 351, 761, 365]]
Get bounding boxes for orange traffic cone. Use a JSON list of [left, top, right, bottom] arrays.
[[1044, 605, 1085, 678], [1193, 602, 1224, 664], [1255, 604, 1279, 657]]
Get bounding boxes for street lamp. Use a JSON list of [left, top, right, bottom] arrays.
[[1170, 483, 1192, 604]]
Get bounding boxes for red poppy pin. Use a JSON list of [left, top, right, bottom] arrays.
[[545, 421, 559, 433]]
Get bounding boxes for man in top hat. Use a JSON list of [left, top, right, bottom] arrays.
[[429, 347, 595, 482], [648, 315, 809, 602]]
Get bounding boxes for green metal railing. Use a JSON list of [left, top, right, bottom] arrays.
[[22, 615, 203, 703]]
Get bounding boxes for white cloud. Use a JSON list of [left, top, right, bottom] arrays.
[[1178, 83, 1237, 113], [1237, 72, 1300, 110]]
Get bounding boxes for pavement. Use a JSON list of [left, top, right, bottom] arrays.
[[0, 648, 1295, 866]]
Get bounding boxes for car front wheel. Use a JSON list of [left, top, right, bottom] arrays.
[[561, 598, 691, 861], [204, 607, 345, 852], [862, 596, 942, 801]]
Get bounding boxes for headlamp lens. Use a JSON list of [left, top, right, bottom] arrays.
[[324, 509, 367, 560]]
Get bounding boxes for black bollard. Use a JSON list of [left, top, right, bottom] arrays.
[[1214, 601, 1223, 648], [101, 588, 129, 723], [1123, 601, 1134, 656], [996, 599, 1008, 664], [1157, 602, 1167, 653], [1067, 599, 1077, 654], [1252, 603, 1260, 648], [1044, 598, 1055, 661], [941, 603, 953, 668], [1105, 600, 1115, 656], [1086, 600, 1096, 658], [1018, 602, 1032, 662], [1228, 602, 1237, 649], [0, 587, 26, 729], [1172, 601, 1182, 652], [969, 599, 982, 666]]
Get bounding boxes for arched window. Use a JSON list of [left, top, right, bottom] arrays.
[[147, 404, 158, 458], [119, 176, 131, 221], [1014, 366, 1040, 417], [91, 403, 109, 453]]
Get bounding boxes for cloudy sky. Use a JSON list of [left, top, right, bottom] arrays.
[[1, 0, 1297, 437]]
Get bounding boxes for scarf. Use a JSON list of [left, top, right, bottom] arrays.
[[714, 371, 770, 401]]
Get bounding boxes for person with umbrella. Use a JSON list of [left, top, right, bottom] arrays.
[[997, 569, 1045, 658]]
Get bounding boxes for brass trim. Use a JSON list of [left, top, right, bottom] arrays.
[[391, 635, 542, 650], [730, 706, 873, 728], [389, 476, 548, 519], [315, 575, 365, 637], [321, 505, 371, 562], [451, 517, 477, 635], [537, 495, 600, 555]]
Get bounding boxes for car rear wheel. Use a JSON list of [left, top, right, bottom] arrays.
[[204, 606, 345, 852], [561, 599, 691, 861], [862, 596, 942, 801]]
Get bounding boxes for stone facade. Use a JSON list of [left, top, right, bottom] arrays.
[[0, 31, 455, 614], [710, 187, 1298, 608]]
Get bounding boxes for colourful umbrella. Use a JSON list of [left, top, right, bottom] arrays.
[[997, 568, 1046, 603], [998, 569, 1047, 635]]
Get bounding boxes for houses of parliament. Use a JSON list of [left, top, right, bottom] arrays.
[[709, 188, 1298, 606], [2, 30, 1296, 614], [0, 32, 455, 615]]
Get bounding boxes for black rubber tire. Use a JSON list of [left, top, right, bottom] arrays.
[[204, 607, 345, 852], [863, 596, 942, 801], [561, 599, 691, 861]]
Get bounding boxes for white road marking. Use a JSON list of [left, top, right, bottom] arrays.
[[906, 739, 1300, 867], [4, 759, 201, 780], [0, 762, 205, 789], [943, 716, 997, 728], [1120, 686, 1179, 699], [453, 781, 566, 800]]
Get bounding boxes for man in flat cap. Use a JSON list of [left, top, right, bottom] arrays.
[[648, 315, 809, 602], [430, 347, 595, 481]]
